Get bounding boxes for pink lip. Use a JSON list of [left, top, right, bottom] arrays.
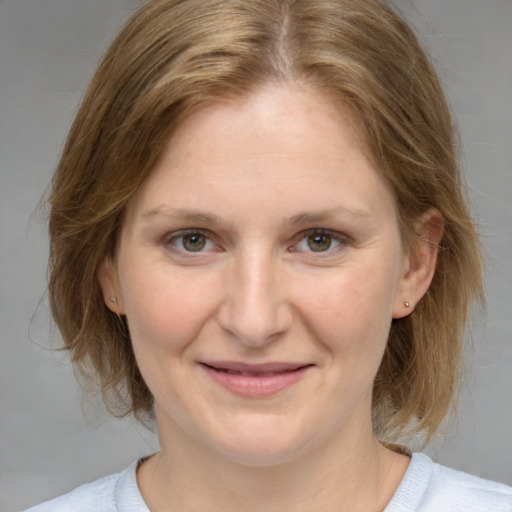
[[199, 361, 313, 398]]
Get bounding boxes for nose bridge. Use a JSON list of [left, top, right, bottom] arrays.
[[218, 243, 291, 346]]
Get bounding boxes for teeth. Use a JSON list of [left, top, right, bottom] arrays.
[[222, 369, 277, 377]]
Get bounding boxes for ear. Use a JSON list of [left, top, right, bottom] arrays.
[[393, 209, 443, 319], [97, 258, 126, 315]]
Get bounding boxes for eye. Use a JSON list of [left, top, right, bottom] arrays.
[[181, 233, 207, 252], [306, 233, 334, 252], [293, 230, 346, 254], [166, 230, 216, 253]]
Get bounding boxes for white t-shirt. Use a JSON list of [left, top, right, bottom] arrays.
[[25, 453, 512, 511]]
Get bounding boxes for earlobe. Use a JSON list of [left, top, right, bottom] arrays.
[[98, 258, 125, 315], [393, 209, 444, 319]]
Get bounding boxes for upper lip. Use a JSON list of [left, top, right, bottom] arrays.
[[200, 361, 312, 373]]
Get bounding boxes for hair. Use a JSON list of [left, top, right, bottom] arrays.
[[48, 0, 483, 445]]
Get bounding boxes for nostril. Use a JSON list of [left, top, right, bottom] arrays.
[[216, 306, 289, 347], [216, 265, 293, 347]]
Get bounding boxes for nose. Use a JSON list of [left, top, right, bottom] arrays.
[[217, 248, 293, 348]]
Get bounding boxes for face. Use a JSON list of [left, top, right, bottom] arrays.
[[100, 85, 422, 466]]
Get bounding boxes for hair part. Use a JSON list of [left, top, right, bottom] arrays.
[[48, 0, 484, 444]]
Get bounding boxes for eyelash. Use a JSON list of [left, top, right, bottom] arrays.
[[290, 229, 350, 255], [163, 228, 350, 256], [164, 229, 218, 254]]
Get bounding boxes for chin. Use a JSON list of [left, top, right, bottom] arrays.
[[206, 416, 316, 467], [215, 441, 308, 468]]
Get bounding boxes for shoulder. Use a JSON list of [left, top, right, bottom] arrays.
[[23, 460, 146, 512], [23, 472, 119, 512], [386, 453, 512, 512], [425, 455, 512, 511]]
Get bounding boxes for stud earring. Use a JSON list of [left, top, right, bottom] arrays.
[[109, 296, 117, 304], [404, 301, 411, 308]]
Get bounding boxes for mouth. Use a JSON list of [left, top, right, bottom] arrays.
[[199, 361, 313, 398]]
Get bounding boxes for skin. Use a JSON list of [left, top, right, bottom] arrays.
[[100, 84, 441, 511]]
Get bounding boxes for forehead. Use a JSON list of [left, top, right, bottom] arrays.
[[165, 85, 364, 169], [124, 84, 396, 225]]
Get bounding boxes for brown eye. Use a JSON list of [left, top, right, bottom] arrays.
[[307, 233, 332, 252], [182, 233, 207, 252]]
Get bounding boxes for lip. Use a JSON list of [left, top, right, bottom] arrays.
[[199, 361, 313, 398]]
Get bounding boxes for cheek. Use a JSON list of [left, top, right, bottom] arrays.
[[119, 267, 220, 355], [295, 264, 397, 356], [119, 269, 222, 409]]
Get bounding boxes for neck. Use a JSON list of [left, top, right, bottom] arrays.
[[137, 414, 409, 512]]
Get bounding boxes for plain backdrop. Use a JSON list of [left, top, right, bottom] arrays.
[[1, 1, 511, 510]]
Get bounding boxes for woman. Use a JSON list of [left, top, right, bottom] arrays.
[[26, 0, 511, 510]]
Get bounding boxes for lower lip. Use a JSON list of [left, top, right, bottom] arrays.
[[200, 365, 311, 398]]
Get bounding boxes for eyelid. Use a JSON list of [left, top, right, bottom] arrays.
[[289, 228, 351, 253], [161, 227, 350, 256], [163, 228, 219, 254]]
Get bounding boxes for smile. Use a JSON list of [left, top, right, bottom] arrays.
[[199, 362, 313, 398], [221, 369, 284, 377]]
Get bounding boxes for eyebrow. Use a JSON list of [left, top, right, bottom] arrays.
[[141, 205, 371, 227], [142, 206, 226, 226], [289, 207, 371, 225]]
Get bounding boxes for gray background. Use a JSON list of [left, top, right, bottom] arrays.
[[0, 0, 511, 510]]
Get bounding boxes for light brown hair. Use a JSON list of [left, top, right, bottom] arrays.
[[48, 0, 483, 444]]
